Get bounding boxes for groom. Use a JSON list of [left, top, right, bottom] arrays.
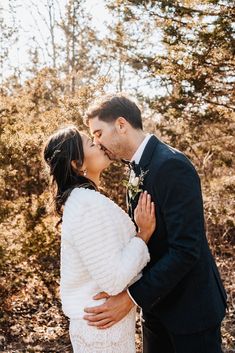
[[83, 95, 227, 353]]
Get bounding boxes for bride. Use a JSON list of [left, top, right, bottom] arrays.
[[43, 125, 156, 353]]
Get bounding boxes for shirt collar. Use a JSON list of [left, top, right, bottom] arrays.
[[130, 133, 152, 164]]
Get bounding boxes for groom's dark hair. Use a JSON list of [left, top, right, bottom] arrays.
[[85, 94, 143, 130]]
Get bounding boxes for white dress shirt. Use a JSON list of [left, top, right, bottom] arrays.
[[130, 133, 152, 164]]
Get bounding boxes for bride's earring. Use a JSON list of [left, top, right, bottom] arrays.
[[83, 169, 87, 177]]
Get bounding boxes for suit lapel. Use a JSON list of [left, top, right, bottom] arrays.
[[127, 135, 159, 220], [138, 135, 159, 170]]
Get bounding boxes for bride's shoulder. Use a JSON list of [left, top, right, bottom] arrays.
[[64, 187, 130, 223], [68, 186, 98, 199], [67, 187, 110, 207]]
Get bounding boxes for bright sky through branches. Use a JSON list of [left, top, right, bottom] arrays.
[[1, 0, 165, 96], [1, 0, 109, 75]]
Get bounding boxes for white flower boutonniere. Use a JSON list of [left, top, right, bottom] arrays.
[[123, 168, 149, 201]]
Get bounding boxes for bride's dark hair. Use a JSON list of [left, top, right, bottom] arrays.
[[43, 125, 97, 224]]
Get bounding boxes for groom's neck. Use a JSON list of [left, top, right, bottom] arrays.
[[125, 130, 146, 161]]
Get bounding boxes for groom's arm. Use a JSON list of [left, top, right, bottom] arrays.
[[128, 158, 205, 312]]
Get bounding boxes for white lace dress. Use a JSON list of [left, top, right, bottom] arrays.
[[60, 188, 150, 353], [69, 307, 137, 353]]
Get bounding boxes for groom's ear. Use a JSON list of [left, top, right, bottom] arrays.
[[115, 117, 128, 134]]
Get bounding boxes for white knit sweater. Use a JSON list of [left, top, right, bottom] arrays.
[[60, 187, 150, 319]]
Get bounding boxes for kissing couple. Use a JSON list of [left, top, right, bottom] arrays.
[[43, 95, 227, 353]]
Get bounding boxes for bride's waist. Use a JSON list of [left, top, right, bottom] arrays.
[[60, 281, 106, 318]]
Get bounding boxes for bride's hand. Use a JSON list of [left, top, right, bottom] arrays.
[[134, 191, 156, 244]]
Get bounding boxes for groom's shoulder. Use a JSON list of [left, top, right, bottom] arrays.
[[152, 137, 195, 172]]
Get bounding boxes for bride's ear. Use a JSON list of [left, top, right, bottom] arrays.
[[71, 160, 80, 174]]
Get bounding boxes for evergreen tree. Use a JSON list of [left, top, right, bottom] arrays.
[[105, 0, 235, 246]]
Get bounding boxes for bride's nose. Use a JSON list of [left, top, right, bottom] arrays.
[[93, 136, 99, 144], [93, 140, 101, 148], [93, 142, 102, 150]]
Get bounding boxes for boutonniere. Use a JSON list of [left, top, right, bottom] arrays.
[[123, 168, 149, 201]]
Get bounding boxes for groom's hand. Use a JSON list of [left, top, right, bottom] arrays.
[[83, 290, 135, 329]]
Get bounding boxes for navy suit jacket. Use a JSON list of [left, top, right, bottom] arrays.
[[128, 135, 227, 334]]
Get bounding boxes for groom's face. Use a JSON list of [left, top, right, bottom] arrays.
[[88, 116, 126, 160]]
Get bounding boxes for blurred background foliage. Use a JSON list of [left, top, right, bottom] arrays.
[[0, 0, 234, 352]]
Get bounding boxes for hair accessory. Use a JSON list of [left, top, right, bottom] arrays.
[[47, 149, 61, 164]]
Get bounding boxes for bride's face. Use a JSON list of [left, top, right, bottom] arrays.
[[81, 134, 111, 174]]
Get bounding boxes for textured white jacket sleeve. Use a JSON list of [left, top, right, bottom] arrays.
[[67, 192, 150, 296]]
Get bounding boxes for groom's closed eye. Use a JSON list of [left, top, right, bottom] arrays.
[[93, 129, 102, 138]]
